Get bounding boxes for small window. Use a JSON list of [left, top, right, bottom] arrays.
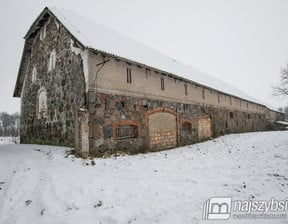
[[183, 104, 189, 113], [202, 88, 205, 99], [246, 102, 249, 108], [117, 125, 138, 140], [217, 94, 220, 103], [126, 68, 132, 84], [248, 114, 251, 119], [32, 67, 37, 83], [229, 97, 232, 105], [39, 23, 47, 40], [182, 122, 192, 132], [48, 50, 56, 72], [184, 84, 188, 95], [160, 77, 165, 90], [38, 88, 48, 118], [229, 111, 234, 119], [145, 68, 151, 78]]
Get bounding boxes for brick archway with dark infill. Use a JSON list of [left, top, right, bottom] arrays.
[[146, 107, 178, 151]]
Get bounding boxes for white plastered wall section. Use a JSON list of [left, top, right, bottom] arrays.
[[88, 53, 266, 114]]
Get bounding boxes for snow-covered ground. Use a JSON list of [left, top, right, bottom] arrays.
[[0, 136, 19, 145], [0, 131, 287, 224]]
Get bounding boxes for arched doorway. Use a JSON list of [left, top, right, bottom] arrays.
[[147, 108, 177, 150]]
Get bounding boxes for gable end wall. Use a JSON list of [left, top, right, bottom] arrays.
[[20, 16, 86, 146]]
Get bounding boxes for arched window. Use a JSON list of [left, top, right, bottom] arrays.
[[38, 88, 48, 118], [32, 67, 37, 83], [229, 111, 234, 119], [39, 23, 47, 40], [48, 50, 56, 71]]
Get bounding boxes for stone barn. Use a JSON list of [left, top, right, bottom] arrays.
[[13, 7, 284, 157]]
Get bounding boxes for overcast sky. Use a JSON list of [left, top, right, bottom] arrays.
[[1, 0, 288, 113]]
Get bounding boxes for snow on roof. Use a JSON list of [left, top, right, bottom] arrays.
[[49, 7, 266, 107], [275, 121, 288, 125]]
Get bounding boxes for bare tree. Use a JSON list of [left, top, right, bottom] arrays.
[[0, 112, 20, 137], [284, 106, 288, 120], [273, 64, 288, 96]]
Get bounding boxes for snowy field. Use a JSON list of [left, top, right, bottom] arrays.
[[0, 137, 19, 145], [0, 131, 287, 224]]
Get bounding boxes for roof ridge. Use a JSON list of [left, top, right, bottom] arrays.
[[22, 7, 271, 108]]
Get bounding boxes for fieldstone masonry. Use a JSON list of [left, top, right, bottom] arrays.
[[85, 92, 267, 156], [14, 8, 285, 157], [20, 17, 85, 146]]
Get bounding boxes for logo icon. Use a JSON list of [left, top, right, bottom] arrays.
[[203, 197, 232, 220]]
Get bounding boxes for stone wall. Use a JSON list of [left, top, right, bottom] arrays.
[[87, 92, 266, 156], [265, 109, 286, 130], [20, 17, 86, 146], [85, 52, 268, 155]]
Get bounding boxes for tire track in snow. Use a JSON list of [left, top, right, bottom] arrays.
[[0, 145, 66, 223]]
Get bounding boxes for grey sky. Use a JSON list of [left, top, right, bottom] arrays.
[[1, 0, 288, 113]]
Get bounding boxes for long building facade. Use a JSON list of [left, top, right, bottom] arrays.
[[14, 7, 284, 157]]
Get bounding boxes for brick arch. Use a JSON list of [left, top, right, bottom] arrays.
[[146, 107, 178, 117], [146, 107, 178, 151]]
